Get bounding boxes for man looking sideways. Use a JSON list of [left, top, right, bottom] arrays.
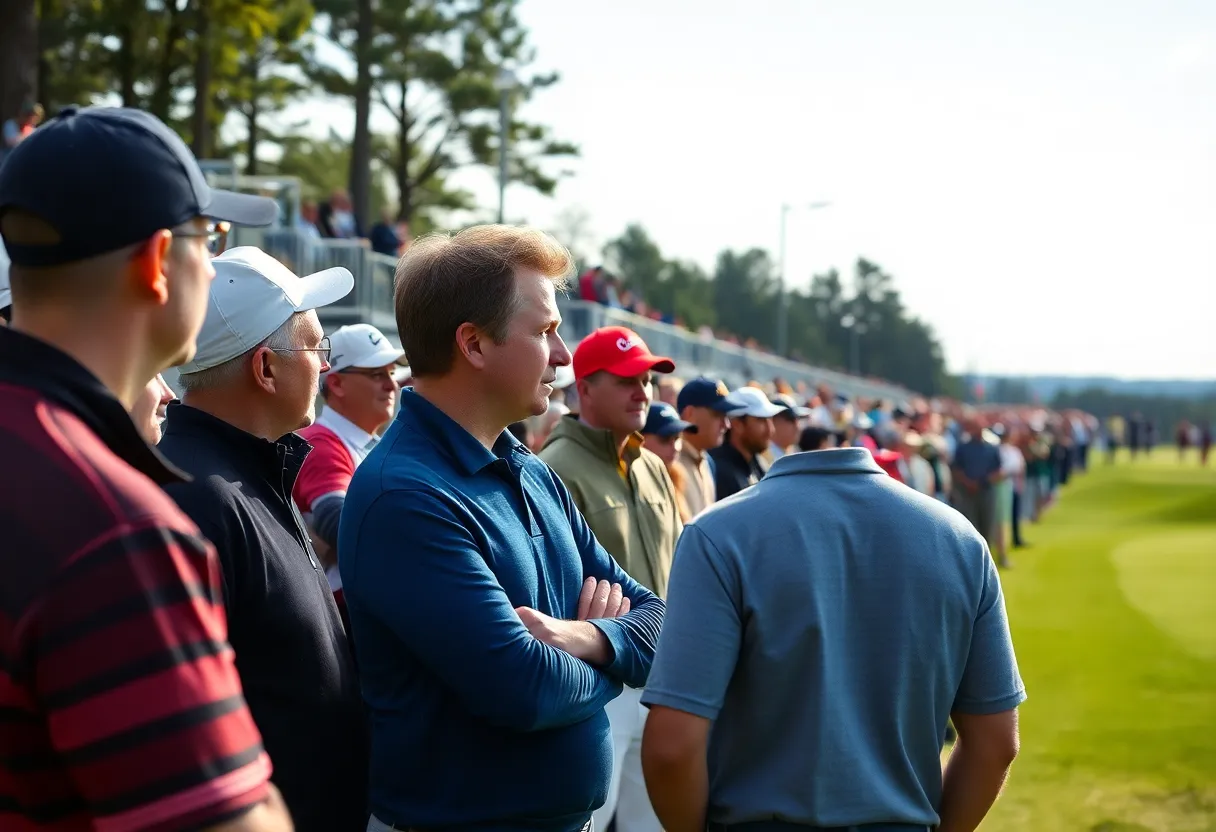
[[340, 225, 665, 832], [0, 106, 290, 831]]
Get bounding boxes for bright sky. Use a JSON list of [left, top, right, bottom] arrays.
[[302, 0, 1216, 379]]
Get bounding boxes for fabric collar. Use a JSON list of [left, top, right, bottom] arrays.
[[0, 327, 188, 485], [546, 414, 643, 469], [161, 402, 313, 488], [395, 388, 527, 475], [316, 406, 376, 453], [764, 447, 886, 479]]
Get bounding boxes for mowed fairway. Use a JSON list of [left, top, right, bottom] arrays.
[[980, 450, 1216, 831]]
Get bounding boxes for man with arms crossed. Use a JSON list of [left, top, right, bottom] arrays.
[[641, 446, 1025, 832], [0, 106, 290, 830], [540, 326, 683, 832], [340, 226, 665, 832]]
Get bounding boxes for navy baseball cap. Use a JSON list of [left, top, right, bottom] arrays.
[[771, 393, 812, 419], [0, 106, 278, 268], [677, 377, 746, 413], [643, 403, 698, 437]]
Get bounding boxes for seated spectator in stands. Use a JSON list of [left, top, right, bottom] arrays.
[[319, 188, 361, 238], [602, 273, 623, 307], [369, 208, 404, 257], [298, 199, 323, 238], [0, 101, 42, 167], [578, 266, 603, 301]]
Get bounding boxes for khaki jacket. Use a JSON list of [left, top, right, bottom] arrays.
[[675, 443, 716, 518], [540, 417, 682, 598]]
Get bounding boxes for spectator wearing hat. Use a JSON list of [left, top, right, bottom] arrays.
[[293, 323, 405, 614], [539, 325, 682, 832], [642, 402, 699, 523], [709, 386, 784, 499], [159, 248, 369, 832], [0, 106, 288, 830], [674, 377, 746, 516], [762, 392, 811, 466], [339, 226, 663, 832], [641, 445, 1025, 832]]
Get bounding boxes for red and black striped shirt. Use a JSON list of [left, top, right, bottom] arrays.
[[0, 328, 271, 831]]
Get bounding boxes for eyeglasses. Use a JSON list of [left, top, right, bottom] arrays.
[[173, 221, 230, 255], [338, 366, 397, 382], [272, 336, 331, 364]]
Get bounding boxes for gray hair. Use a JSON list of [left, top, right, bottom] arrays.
[[178, 314, 303, 394]]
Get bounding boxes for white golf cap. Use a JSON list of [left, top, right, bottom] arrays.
[[726, 386, 785, 419], [326, 323, 405, 373], [178, 246, 354, 374], [0, 240, 11, 309], [553, 363, 576, 390]]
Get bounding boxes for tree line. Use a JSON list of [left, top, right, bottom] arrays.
[[1, 0, 576, 234], [597, 224, 960, 397]]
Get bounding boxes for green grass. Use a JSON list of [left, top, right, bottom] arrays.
[[976, 449, 1216, 831]]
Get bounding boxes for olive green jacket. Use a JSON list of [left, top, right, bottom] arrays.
[[540, 417, 682, 598]]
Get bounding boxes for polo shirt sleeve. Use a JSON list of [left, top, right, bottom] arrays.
[[640, 524, 741, 719], [345, 488, 622, 732], [294, 427, 356, 511], [552, 470, 666, 689], [29, 521, 271, 830], [953, 552, 1027, 715]]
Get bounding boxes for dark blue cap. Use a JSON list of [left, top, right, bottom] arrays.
[[0, 106, 278, 267], [643, 402, 698, 437], [677, 376, 744, 413]]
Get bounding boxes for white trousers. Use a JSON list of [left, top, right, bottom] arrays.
[[592, 686, 662, 832]]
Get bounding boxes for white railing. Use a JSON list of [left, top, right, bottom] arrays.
[[236, 227, 915, 402]]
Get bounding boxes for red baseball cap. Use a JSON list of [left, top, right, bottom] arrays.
[[573, 326, 675, 380]]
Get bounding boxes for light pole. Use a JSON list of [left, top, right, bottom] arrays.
[[776, 200, 832, 357], [494, 68, 518, 224]]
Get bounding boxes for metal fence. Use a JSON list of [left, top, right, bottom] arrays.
[[236, 229, 914, 402]]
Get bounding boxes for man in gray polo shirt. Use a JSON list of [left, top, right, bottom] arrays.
[[640, 447, 1025, 832]]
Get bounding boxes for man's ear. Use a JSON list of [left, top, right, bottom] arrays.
[[455, 322, 487, 371], [132, 231, 173, 304], [251, 346, 278, 394]]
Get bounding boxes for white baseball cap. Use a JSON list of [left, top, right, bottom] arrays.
[[178, 246, 354, 374], [0, 240, 11, 309], [326, 323, 405, 373], [553, 364, 576, 390], [726, 386, 785, 419]]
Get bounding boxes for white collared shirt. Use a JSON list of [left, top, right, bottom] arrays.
[[315, 407, 379, 464]]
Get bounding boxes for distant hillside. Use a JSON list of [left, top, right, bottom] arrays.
[[966, 376, 1216, 404]]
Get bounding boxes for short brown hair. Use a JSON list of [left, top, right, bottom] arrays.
[[394, 225, 573, 376]]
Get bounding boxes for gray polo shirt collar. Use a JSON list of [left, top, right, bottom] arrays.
[[764, 447, 885, 479]]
